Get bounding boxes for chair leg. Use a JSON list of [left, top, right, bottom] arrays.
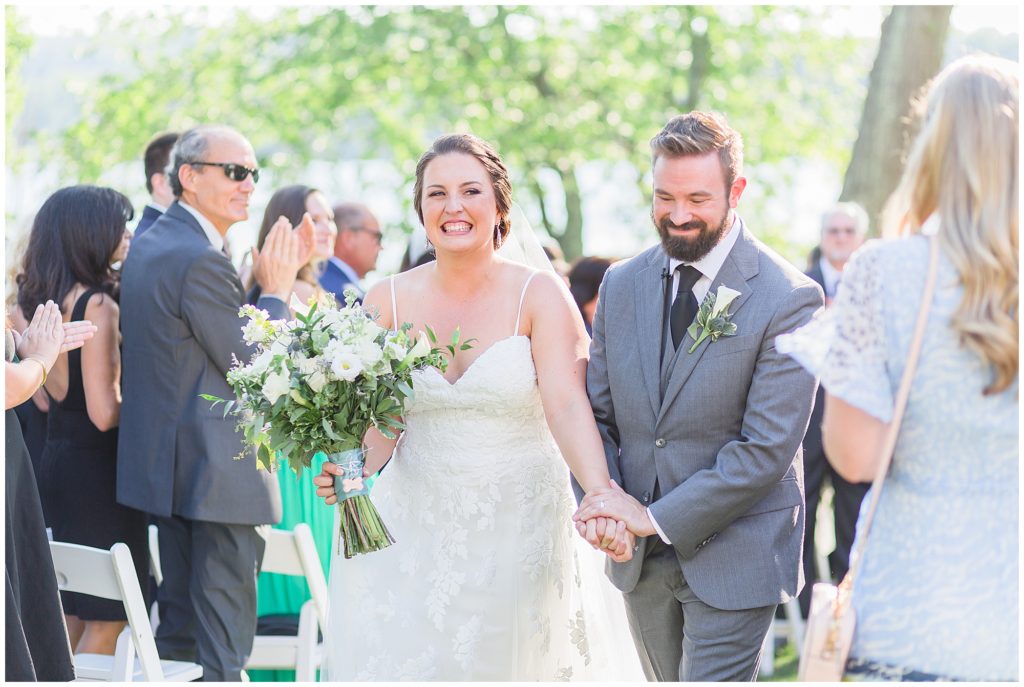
[[112, 627, 135, 681]]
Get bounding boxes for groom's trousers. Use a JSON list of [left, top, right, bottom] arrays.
[[154, 515, 267, 681], [622, 538, 776, 681]]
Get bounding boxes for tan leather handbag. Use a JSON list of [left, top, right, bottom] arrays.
[[798, 237, 939, 681]]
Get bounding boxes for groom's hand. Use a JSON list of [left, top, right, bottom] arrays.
[[574, 479, 656, 538]]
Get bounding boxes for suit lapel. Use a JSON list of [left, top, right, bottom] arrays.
[[657, 226, 760, 425], [634, 252, 668, 417], [165, 202, 209, 242]]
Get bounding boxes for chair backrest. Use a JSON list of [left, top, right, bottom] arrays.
[[259, 523, 329, 631], [49, 541, 164, 681]]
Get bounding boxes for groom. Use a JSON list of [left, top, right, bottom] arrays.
[[574, 111, 822, 681]]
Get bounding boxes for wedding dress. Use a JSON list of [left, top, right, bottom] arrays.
[[321, 273, 642, 681]]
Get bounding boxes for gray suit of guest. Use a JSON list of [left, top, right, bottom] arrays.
[[587, 222, 822, 680], [118, 201, 285, 680]]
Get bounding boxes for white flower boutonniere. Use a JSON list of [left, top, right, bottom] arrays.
[[686, 285, 741, 353]]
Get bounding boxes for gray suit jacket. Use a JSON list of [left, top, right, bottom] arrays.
[[586, 224, 823, 610], [117, 202, 284, 525]]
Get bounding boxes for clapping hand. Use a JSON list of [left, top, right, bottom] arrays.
[[574, 479, 656, 540], [16, 301, 97, 369], [251, 213, 316, 300]]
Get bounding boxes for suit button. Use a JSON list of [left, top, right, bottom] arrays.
[[642, 491, 651, 503], [654, 438, 666, 448]]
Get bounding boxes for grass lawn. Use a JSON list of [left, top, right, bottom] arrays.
[[759, 641, 799, 682]]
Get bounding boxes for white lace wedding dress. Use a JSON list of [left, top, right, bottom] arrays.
[[321, 275, 642, 681]]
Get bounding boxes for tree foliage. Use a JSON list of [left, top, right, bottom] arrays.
[[45, 6, 869, 258]]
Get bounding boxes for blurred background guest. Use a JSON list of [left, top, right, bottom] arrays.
[[245, 184, 337, 308], [6, 301, 94, 681], [321, 202, 382, 303], [134, 131, 179, 238], [398, 224, 435, 272], [15, 185, 147, 656], [798, 201, 870, 617], [541, 238, 570, 280], [779, 54, 1018, 681], [567, 255, 612, 336]]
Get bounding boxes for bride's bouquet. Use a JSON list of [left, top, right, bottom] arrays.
[[204, 293, 462, 558]]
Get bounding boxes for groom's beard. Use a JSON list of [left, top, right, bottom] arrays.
[[653, 209, 729, 263]]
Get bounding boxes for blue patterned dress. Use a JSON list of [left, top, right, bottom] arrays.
[[778, 231, 1018, 681]]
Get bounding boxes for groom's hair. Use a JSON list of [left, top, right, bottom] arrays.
[[650, 111, 744, 192], [413, 134, 513, 249]]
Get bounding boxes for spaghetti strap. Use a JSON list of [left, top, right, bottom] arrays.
[[513, 272, 538, 336], [389, 276, 399, 328]]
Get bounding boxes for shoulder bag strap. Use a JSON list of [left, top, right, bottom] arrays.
[[838, 236, 940, 598]]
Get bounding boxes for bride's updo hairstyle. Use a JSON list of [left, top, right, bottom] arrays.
[[413, 134, 513, 249]]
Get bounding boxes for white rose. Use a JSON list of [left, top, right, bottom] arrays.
[[261, 369, 291, 404], [357, 339, 384, 368], [248, 349, 276, 376], [330, 350, 364, 382], [270, 336, 289, 357], [306, 369, 328, 393], [294, 353, 319, 376]]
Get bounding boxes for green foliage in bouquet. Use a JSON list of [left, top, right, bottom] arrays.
[[203, 292, 472, 557]]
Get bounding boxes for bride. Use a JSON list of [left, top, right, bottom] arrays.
[[313, 133, 641, 680]]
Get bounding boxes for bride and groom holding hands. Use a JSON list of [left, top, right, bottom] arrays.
[[314, 110, 823, 681]]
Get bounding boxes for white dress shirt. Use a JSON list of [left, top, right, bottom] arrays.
[[646, 213, 743, 546]]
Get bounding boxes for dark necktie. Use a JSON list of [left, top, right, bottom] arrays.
[[670, 265, 703, 349]]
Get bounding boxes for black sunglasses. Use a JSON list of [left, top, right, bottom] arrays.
[[351, 227, 384, 245], [189, 161, 260, 184]]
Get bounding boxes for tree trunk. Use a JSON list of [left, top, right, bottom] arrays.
[[839, 5, 951, 233], [555, 165, 584, 261]]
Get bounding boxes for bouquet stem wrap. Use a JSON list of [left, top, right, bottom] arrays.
[[327, 448, 395, 558]]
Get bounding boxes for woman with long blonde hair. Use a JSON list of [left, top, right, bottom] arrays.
[[779, 54, 1018, 680]]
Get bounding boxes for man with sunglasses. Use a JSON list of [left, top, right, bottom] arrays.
[[117, 124, 314, 680], [798, 201, 870, 618], [320, 201, 383, 304]]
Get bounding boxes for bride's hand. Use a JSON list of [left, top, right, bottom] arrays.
[[313, 460, 339, 505], [574, 480, 656, 538]]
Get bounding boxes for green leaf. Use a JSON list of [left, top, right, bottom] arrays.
[[256, 443, 273, 471]]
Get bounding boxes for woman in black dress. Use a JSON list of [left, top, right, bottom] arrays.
[[15, 185, 147, 656], [6, 300, 96, 681]]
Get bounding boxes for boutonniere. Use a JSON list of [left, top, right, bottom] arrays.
[[686, 285, 741, 353]]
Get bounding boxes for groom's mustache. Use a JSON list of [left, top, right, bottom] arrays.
[[660, 218, 708, 234]]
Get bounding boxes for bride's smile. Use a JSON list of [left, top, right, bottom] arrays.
[[421, 152, 501, 253]]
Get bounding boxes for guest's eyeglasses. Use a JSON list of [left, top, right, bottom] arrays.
[[351, 227, 384, 245], [825, 226, 857, 236], [189, 161, 260, 184]]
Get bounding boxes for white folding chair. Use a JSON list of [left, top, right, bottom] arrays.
[[245, 523, 329, 681], [49, 540, 203, 682]]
